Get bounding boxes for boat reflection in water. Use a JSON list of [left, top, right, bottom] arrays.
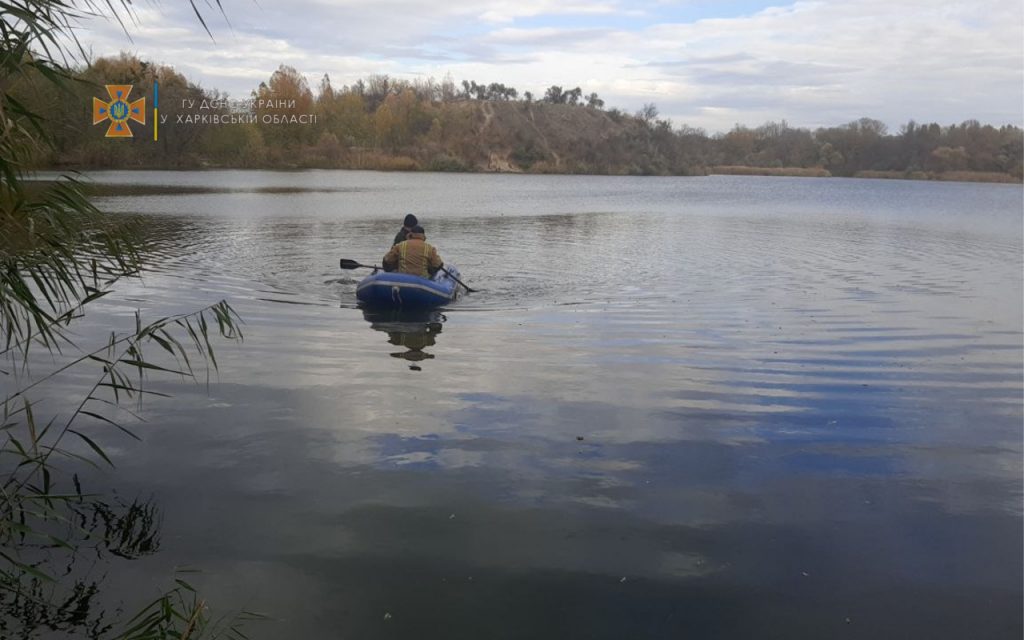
[[361, 308, 446, 369]]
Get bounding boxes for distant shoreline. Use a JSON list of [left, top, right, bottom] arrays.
[[709, 166, 1021, 183], [20, 56, 1022, 185], [38, 162, 1023, 185]]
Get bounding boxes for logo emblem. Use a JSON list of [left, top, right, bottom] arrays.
[[92, 85, 146, 137]]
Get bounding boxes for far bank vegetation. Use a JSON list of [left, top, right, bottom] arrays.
[[13, 54, 1024, 182]]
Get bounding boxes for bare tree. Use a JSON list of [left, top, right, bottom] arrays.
[[637, 103, 659, 123]]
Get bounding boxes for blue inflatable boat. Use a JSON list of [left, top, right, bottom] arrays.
[[355, 265, 462, 309]]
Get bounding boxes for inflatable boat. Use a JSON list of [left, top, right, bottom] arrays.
[[355, 265, 462, 309]]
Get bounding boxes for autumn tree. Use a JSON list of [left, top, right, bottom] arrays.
[[930, 145, 969, 172], [254, 65, 316, 147], [333, 91, 372, 146], [374, 89, 430, 150]]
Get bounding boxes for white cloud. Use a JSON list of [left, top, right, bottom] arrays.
[[469, 0, 626, 22], [70, 0, 1022, 133]]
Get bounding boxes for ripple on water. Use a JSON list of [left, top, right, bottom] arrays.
[[17, 173, 1021, 640]]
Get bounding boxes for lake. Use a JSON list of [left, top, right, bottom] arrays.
[[11, 171, 1024, 638]]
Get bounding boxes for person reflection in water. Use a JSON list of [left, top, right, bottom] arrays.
[[388, 324, 440, 363], [364, 309, 445, 370], [382, 225, 444, 278], [393, 213, 418, 246]]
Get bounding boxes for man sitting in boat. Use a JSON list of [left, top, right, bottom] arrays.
[[393, 213, 418, 246], [382, 225, 444, 278]]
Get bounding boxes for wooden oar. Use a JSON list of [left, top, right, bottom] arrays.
[[340, 259, 477, 293]]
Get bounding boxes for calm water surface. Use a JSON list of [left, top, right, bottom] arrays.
[[18, 172, 1024, 638]]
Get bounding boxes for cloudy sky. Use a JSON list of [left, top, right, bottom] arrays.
[[75, 0, 1022, 133]]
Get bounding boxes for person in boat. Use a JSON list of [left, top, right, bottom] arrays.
[[382, 225, 444, 278], [393, 213, 418, 246]]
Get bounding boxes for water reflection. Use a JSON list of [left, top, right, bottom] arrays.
[[362, 308, 446, 368], [0, 497, 161, 638], [19, 172, 1022, 639]]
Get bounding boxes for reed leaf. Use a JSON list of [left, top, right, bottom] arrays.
[[2, 2, 254, 637]]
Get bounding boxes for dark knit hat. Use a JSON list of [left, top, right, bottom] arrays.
[[403, 214, 418, 227], [411, 225, 425, 235]]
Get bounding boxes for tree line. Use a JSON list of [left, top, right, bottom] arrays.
[[12, 54, 1023, 180]]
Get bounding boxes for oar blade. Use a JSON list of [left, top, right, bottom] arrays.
[[339, 259, 365, 270]]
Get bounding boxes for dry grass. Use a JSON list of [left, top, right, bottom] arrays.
[[711, 165, 831, 177], [935, 171, 1021, 183], [855, 170, 928, 180], [854, 170, 1021, 183]]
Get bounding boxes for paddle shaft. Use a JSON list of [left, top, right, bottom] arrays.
[[440, 266, 476, 293]]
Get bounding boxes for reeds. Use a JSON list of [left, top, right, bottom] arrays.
[[853, 170, 1021, 183], [1, 1, 259, 637], [711, 165, 832, 177]]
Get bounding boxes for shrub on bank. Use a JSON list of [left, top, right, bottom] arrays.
[[427, 154, 470, 172]]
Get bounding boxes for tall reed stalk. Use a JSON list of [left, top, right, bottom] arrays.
[[1, 2, 259, 637]]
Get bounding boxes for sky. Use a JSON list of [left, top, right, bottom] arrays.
[[72, 0, 1023, 134]]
